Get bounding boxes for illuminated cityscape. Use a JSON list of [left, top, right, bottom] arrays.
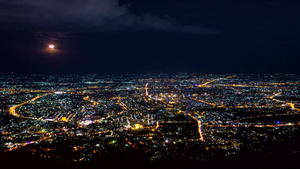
[[1, 73, 299, 168], [1, 0, 300, 168]]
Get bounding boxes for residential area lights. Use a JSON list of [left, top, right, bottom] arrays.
[[1, 73, 300, 162]]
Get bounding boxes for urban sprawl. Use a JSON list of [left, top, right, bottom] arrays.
[[0, 73, 299, 162]]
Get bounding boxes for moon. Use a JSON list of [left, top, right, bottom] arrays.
[[49, 44, 55, 49]]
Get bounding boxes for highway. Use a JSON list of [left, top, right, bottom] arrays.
[[198, 75, 236, 87], [9, 93, 49, 118], [4, 136, 52, 152], [186, 112, 204, 141], [268, 92, 300, 111], [191, 98, 216, 107], [206, 122, 300, 128]]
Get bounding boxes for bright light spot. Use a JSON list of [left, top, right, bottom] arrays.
[[80, 120, 93, 125], [55, 91, 63, 94], [61, 117, 67, 121], [134, 124, 143, 129], [49, 44, 55, 49]]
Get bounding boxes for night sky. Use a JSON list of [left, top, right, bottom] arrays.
[[0, 0, 299, 74]]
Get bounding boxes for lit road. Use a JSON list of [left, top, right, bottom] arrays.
[[186, 112, 204, 141], [145, 83, 149, 96], [9, 94, 49, 118], [4, 136, 52, 152], [216, 84, 273, 88], [6, 93, 57, 152], [198, 75, 236, 87], [288, 103, 300, 111], [92, 130, 114, 135], [191, 98, 216, 107], [206, 122, 300, 128], [268, 92, 300, 111], [268, 92, 284, 103]]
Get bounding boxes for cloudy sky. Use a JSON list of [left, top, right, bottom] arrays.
[[0, 0, 300, 74], [0, 0, 217, 33]]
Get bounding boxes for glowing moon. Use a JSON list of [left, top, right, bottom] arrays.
[[49, 44, 55, 49]]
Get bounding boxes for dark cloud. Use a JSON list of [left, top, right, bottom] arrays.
[[0, 0, 218, 33]]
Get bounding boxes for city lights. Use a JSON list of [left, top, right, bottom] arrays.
[[1, 73, 300, 165]]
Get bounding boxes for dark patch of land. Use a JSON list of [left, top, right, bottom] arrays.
[[1, 134, 299, 169]]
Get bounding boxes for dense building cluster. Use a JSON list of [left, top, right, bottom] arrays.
[[0, 73, 299, 163]]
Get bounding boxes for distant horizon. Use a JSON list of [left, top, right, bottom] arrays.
[[1, 72, 299, 76]]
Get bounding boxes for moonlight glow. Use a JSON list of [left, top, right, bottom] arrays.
[[49, 44, 55, 49]]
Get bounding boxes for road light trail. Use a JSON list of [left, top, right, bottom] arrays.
[[93, 130, 114, 135], [4, 135, 52, 152], [267, 92, 285, 104], [192, 98, 216, 107], [198, 75, 236, 87], [206, 122, 300, 128], [186, 112, 204, 141], [268, 92, 300, 111], [269, 92, 282, 99], [217, 84, 273, 88], [288, 103, 300, 111], [198, 79, 218, 87], [9, 94, 49, 118], [145, 83, 149, 96]]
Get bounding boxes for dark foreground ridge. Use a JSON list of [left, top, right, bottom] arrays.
[[1, 134, 299, 169]]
